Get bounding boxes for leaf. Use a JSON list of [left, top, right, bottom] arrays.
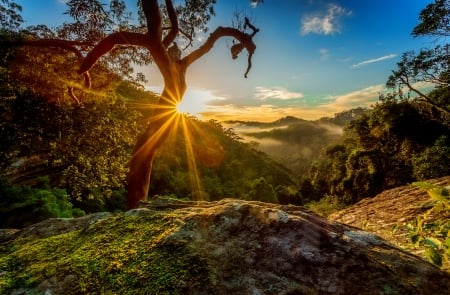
[[412, 182, 439, 190], [410, 233, 421, 245], [424, 237, 442, 249], [425, 248, 442, 267], [428, 188, 450, 202]]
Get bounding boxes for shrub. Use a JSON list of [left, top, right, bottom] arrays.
[[0, 177, 85, 228]]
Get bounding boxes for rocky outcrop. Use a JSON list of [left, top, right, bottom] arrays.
[[1, 197, 450, 294], [330, 176, 450, 270]]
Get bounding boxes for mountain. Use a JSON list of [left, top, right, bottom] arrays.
[[1, 197, 449, 294], [224, 109, 369, 175]]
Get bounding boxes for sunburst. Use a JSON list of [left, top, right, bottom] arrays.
[[133, 100, 224, 201]]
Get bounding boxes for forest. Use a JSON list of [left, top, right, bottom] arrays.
[[0, 0, 449, 229]]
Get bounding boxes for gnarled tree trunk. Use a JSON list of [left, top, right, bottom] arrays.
[[127, 61, 187, 209]]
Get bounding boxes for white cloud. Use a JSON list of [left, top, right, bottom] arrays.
[[322, 84, 383, 111], [301, 4, 352, 35], [254, 86, 303, 100], [351, 54, 397, 68]]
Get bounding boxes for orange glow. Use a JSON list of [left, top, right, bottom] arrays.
[[134, 100, 225, 201]]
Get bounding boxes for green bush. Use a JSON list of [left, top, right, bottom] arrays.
[[0, 177, 85, 228]]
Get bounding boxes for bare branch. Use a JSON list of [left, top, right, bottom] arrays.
[[68, 87, 82, 105], [183, 24, 258, 77], [77, 32, 150, 74], [162, 0, 179, 48], [399, 76, 450, 114], [244, 17, 259, 37]]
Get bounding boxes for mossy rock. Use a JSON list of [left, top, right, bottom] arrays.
[[1, 197, 450, 294]]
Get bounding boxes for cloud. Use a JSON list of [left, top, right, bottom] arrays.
[[319, 48, 329, 61], [200, 85, 384, 122], [351, 54, 397, 68], [250, 0, 261, 8], [321, 84, 383, 111], [254, 86, 304, 100], [301, 4, 352, 35]]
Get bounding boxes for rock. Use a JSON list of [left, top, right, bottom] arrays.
[[329, 176, 450, 270], [1, 198, 449, 294], [10, 212, 112, 240]]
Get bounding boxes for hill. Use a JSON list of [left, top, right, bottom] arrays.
[[1, 197, 449, 294]]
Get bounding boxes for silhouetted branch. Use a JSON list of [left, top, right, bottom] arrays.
[[162, 0, 179, 48], [77, 32, 150, 74], [183, 22, 259, 78]]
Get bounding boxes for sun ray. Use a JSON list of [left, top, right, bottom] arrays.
[[131, 97, 221, 202], [180, 115, 206, 200]]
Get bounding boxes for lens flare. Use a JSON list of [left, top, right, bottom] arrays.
[[133, 99, 225, 201]]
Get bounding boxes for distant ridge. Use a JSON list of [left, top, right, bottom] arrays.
[[225, 107, 369, 128], [224, 115, 305, 127]]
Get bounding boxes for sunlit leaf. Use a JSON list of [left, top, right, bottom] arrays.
[[425, 248, 443, 267]]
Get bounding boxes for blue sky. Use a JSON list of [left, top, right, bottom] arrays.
[[16, 0, 435, 121]]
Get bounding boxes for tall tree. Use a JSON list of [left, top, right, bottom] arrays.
[[2, 0, 261, 209]]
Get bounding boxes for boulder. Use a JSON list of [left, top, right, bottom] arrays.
[[330, 176, 450, 270], [1, 197, 449, 294]]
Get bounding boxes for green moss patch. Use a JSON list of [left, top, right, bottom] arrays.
[[0, 212, 210, 294]]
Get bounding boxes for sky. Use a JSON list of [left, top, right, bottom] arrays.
[[15, 0, 436, 122]]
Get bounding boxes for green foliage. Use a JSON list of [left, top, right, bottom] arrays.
[[151, 118, 296, 201], [412, 0, 450, 38], [0, 213, 210, 294], [0, 0, 23, 31], [303, 99, 450, 205], [305, 195, 347, 217], [412, 136, 450, 179], [0, 77, 146, 209], [0, 177, 85, 228], [245, 177, 277, 203], [406, 182, 450, 268]]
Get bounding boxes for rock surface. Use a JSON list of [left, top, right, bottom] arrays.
[[1, 197, 450, 294], [330, 176, 450, 270]]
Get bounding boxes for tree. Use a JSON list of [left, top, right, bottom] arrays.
[[387, 0, 450, 113], [109, 1, 260, 209], [412, 0, 450, 38], [3, 0, 261, 209]]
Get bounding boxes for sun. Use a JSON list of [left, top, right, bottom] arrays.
[[175, 100, 190, 114]]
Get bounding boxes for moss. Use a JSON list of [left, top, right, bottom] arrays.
[[0, 212, 211, 294]]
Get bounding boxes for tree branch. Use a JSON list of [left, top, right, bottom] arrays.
[[183, 26, 258, 78], [162, 0, 179, 48], [399, 76, 431, 101], [399, 76, 450, 113], [141, 0, 162, 40], [77, 32, 150, 74]]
